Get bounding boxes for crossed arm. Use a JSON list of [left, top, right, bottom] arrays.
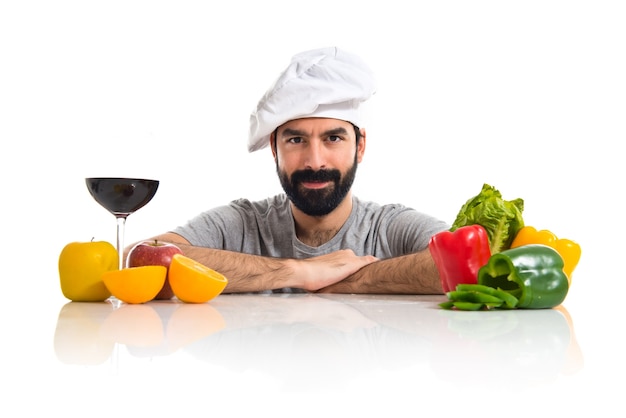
[[127, 232, 443, 295], [318, 249, 443, 294]]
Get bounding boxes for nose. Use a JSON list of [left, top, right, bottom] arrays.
[[304, 140, 326, 170]]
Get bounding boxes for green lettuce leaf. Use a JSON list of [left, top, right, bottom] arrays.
[[450, 183, 524, 253]]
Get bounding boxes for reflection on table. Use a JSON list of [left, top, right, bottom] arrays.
[[53, 293, 583, 389]]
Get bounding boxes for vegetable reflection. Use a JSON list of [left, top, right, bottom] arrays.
[[53, 294, 582, 389]]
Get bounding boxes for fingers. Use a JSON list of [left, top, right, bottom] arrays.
[[301, 250, 377, 292]]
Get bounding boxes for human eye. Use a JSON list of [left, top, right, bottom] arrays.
[[324, 127, 349, 144], [287, 136, 304, 144]]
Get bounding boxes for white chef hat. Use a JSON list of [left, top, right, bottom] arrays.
[[248, 47, 377, 152]]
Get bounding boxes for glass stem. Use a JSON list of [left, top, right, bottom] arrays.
[[116, 216, 127, 270]]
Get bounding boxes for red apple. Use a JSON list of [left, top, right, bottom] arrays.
[[127, 240, 183, 300]]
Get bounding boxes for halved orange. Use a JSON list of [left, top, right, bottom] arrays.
[[169, 254, 228, 303], [102, 266, 167, 304]]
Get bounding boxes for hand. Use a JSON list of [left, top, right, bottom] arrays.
[[297, 249, 378, 292], [317, 249, 444, 294], [126, 233, 378, 293]]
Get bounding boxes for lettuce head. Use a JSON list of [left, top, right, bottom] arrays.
[[450, 183, 524, 253]]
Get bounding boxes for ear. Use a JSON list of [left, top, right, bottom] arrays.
[[357, 128, 366, 163], [270, 132, 278, 160]]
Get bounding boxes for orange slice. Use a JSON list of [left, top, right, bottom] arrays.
[[169, 254, 228, 303], [102, 266, 167, 304]]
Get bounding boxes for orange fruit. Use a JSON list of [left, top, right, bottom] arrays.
[[169, 254, 228, 303], [101, 266, 167, 304]]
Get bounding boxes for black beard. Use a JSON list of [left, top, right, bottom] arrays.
[[278, 157, 358, 217]]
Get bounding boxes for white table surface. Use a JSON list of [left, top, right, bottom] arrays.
[[5, 257, 622, 418]]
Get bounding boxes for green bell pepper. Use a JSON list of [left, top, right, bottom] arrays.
[[478, 244, 569, 309]]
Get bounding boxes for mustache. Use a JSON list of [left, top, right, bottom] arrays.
[[290, 169, 341, 184]]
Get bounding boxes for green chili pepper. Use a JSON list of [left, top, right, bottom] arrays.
[[477, 244, 569, 309], [439, 283, 518, 310], [456, 284, 519, 308], [451, 301, 484, 311], [447, 290, 503, 304]]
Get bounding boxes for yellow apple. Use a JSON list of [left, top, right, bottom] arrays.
[[58, 240, 118, 302]]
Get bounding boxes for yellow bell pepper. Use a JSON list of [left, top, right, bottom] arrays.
[[510, 226, 581, 283]]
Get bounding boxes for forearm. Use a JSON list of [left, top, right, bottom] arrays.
[[166, 242, 298, 293], [318, 249, 444, 295], [124, 233, 293, 292], [129, 233, 377, 293]]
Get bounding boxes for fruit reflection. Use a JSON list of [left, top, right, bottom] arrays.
[[53, 300, 226, 364], [100, 304, 164, 347], [53, 302, 116, 365], [165, 303, 226, 352], [53, 296, 583, 387]]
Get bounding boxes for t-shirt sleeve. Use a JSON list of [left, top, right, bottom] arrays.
[[384, 208, 450, 255], [171, 203, 247, 248]]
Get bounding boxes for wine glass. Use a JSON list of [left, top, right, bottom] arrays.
[[86, 177, 160, 270]]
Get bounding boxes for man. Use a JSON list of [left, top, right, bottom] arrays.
[[133, 47, 449, 294]]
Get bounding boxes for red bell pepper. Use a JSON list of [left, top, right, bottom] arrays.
[[428, 225, 492, 292]]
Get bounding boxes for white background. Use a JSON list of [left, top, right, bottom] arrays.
[[1, 0, 625, 412], [1, 0, 625, 377]]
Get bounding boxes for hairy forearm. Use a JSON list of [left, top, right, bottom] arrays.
[[129, 233, 377, 293], [125, 233, 294, 292], [318, 249, 444, 295], [179, 246, 379, 293], [169, 243, 297, 293]]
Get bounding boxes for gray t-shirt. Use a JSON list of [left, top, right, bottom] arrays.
[[172, 194, 448, 259]]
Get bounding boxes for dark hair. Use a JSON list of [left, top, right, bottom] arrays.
[[352, 124, 362, 145]]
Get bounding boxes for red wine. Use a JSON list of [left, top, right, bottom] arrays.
[[86, 178, 159, 217]]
